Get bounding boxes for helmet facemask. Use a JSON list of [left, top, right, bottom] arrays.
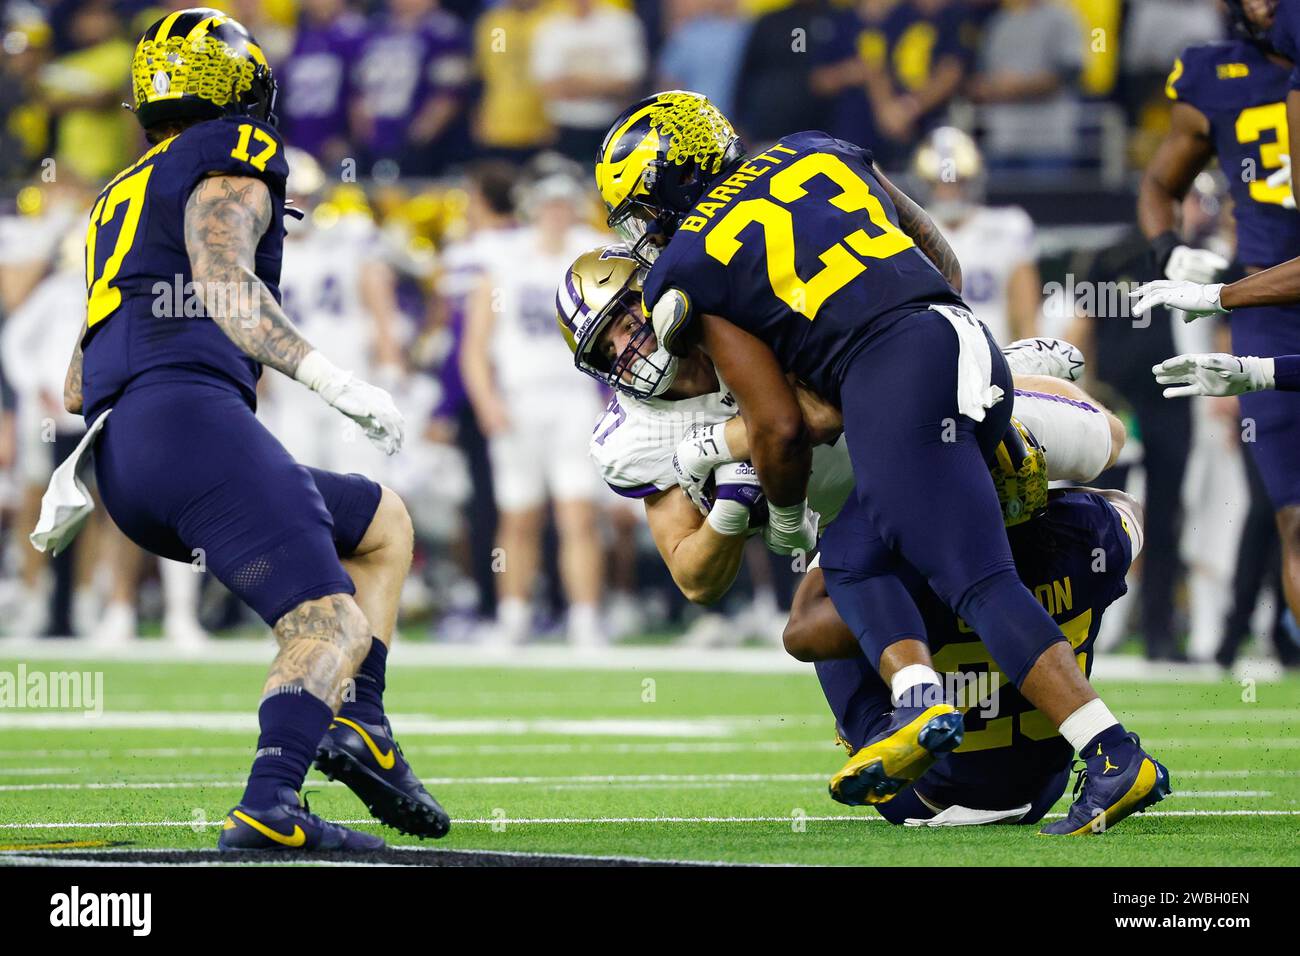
[[578, 291, 679, 399]]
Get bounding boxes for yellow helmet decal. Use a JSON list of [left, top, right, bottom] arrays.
[[596, 91, 737, 216], [992, 418, 1049, 528]]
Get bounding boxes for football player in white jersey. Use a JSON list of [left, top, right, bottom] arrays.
[[460, 169, 611, 647], [557, 244, 1123, 606], [263, 149, 404, 476], [912, 127, 1042, 345]]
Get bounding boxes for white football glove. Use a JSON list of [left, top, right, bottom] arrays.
[[1129, 280, 1227, 322], [295, 350, 406, 455], [763, 498, 820, 557], [674, 420, 736, 515], [1152, 353, 1275, 398], [1163, 244, 1229, 284], [1266, 154, 1296, 210]]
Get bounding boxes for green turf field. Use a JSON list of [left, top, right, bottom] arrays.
[[0, 649, 1296, 866]]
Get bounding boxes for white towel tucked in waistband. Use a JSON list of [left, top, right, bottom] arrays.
[[29, 408, 111, 556], [930, 303, 1004, 422]]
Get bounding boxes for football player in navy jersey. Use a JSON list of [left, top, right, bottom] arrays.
[[791, 464, 1146, 826], [593, 91, 1168, 834], [1132, 0, 1300, 630], [62, 9, 448, 851]]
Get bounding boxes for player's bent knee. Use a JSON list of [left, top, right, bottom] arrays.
[[1106, 414, 1126, 469]]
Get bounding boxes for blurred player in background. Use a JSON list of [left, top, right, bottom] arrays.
[[460, 163, 609, 647], [911, 126, 1041, 344], [1136, 0, 1300, 635], [264, 147, 404, 477]]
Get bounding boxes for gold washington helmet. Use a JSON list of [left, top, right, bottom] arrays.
[[555, 244, 679, 399], [130, 8, 278, 132], [594, 91, 745, 264], [911, 126, 985, 213], [992, 418, 1049, 528]]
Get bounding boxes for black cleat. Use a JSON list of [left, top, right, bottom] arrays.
[[218, 786, 385, 852], [315, 715, 451, 839]]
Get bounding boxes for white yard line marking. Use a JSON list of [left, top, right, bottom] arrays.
[[2, 809, 1299, 831], [0, 638, 1286, 682], [0, 712, 750, 738]]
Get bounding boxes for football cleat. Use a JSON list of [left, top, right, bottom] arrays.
[[828, 703, 965, 806], [217, 786, 385, 852], [1040, 733, 1171, 835], [315, 715, 451, 839], [1002, 337, 1086, 382]]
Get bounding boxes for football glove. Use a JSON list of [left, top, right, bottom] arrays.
[[705, 461, 765, 537], [1266, 154, 1296, 210], [1129, 280, 1227, 321], [674, 420, 736, 515], [1163, 244, 1229, 284], [295, 350, 406, 455], [763, 498, 820, 556], [1152, 352, 1274, 398]]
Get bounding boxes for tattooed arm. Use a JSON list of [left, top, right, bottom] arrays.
[[64, 318, 87, 414], [183, 173, 313, 377], [873, 164, 963, 293], [185, 173, 406, 454]]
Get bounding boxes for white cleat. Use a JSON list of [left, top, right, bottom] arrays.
[[89, 602, 137, 648], [1002, 337, 1086, 382], [163, 613, 210, 652]]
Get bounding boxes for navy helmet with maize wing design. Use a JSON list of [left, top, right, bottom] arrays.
[[595, 91, 746, 265], [130, 7, 278, 132], [993, 419, 1049, 528], [556, 244, 679, 399]]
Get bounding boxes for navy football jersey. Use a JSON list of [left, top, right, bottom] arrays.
[[1167, 40, 1300, 267], [81, 116, 291, 420], [820, 489, 1133, 787], [640, 130, 963, 402]]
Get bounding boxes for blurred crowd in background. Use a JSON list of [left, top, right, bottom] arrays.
[[0, 0, 1295, 668]]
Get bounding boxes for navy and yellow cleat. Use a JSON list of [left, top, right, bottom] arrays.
[[1040, 733, 1171, 835], [828, 704, 964, 806], [314, 715, 451, 839], [217, 786, 385, 852]]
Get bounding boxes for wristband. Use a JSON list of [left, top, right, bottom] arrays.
[[294, 349, 347, 395], [706, 498, 752, 536], [767, 499, 808, 535], [1149, 231, 1180, 273]]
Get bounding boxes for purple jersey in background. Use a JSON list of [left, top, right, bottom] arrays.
[[354, 7, 472, 175], [279, 10, 368, 161]]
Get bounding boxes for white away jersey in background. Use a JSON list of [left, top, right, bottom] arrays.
[[943, 206, 1037, 344], [484, 224, 608, 400]]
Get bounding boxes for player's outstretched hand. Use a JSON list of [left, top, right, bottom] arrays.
[[295, 350, 406, 455], [1129, 280, 1226, 321], [763, 499, 819, 557], [1152, 352, 1273, 398], [674, 421, 736, 515]]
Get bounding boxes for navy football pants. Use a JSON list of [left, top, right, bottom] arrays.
[[94, 380, 381, 627], [831, 308, 1068, 687]]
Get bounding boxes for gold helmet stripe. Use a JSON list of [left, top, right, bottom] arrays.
[[152, 10, 185, 42], [245, 40, 269, 68]]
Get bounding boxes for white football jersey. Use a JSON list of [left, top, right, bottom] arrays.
[[484, 224, 608, 400], [590, 385, 1112, 530], [943, 206, 1037, 345], [279, 214, 381, 362], [590, 382, 856, 527]]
